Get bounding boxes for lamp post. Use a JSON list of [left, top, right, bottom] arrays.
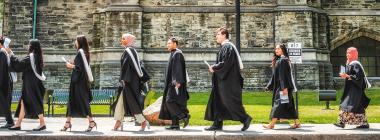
[[235, 0, 241, 53]]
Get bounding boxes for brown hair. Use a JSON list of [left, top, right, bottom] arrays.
[[29, 39, 44, 71], [271, 44, 289, 67], [169, 37, 178, 46], [76, 35, 91, 62], [216, 26, 229, 39], [0, 36, 4, 45]]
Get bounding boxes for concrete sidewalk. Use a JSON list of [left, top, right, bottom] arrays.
[[0, 117, 379, 140]]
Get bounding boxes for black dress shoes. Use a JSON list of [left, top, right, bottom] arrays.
[[181, 115, 191, 128], [165, 125, 180, 130], [204, 125, 222, 131], [0, 123, 14, 129], [33, 125, 46, 131], [333, 123, 345, 128], [356, 124, 369, 129], [241, 116, 252, 131], [8, 126, 21, 130]]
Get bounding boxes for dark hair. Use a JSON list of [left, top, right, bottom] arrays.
[[216, 26, 229, 39], [0, 36, 4, 46], [76, 35, 90, 62], [169, 37, 178, 46], [271, 44, 289, 67], [29, 39, 44, 71]]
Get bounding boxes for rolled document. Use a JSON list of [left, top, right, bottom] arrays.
[[4, 38, 11, 48], [203, 60, 210, 67], [175, 86, 179, 95], [61, 57, 68, 63]]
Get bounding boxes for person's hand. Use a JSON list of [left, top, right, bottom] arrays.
[[68, 59, 74, 64], [339, 73, 350, 80], [208, 66, 214, 73], [175, 83, 181, 88], [5, 48, 12, 55], [66, 62, 74, 69], [282, 88, 288, 96], [265, 87, 270, 92]]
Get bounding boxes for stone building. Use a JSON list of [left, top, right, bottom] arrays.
[[0, 0, 379, 91]]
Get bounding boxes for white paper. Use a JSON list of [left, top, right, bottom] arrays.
[[203, 60, 210, 67], [4, 38, 11, 48], [61, 57, 68, 63], [340, 65, 346, 74], [279, 91, 289, 104], [175, 86, 179, 95]]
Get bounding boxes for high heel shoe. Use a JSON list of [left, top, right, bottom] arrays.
[[139, 120, 150, 131], [262, 124, 275, 129], [290, 123, 301, 129], [33, 125, 46, 131], [61, 121, 72, 131], [85, 121, 97, 132]]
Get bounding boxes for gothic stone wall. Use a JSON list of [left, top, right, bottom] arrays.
[[2, 0, 333, 91], [322, 0, 380, 9], [0, 0, 4, 35]]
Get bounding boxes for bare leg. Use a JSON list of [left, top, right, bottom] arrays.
[[85, 116, 97, 132], [12, 100, 26, 128], [65, 117, 72, 127], [37, 114, 46, 127]]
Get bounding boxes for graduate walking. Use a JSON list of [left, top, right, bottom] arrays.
[[263, 44, 300, 129], [0, 36, 15, 128], [334, 47, 371, 129], [61, 35, 97, 132], [204, 27, 252, 131], [159, 37, 190, 130], [8, 39, 47, 131], [112, 33, 150, 131]]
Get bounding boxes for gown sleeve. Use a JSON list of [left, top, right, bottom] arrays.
[[266, 74, 274, 91], [278, 59, 291, 90], [212, 45, 236, 80], [171, 53, 186, 85], [10, 55, 31, 72], [0, 53, 7, 87], [71, 53, 85, 83]]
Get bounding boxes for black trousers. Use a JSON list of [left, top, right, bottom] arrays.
[[5, 86, 14, 124]]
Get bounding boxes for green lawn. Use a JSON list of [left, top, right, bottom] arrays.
[[11, 88, 380, 125]]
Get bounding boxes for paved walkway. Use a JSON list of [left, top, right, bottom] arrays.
[[0, 117, 379, 140]]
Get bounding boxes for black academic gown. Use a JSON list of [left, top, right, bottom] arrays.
[[159, 49, 189, 120], [112, 47, 143, 116], [66, 52, 93, 117], [11, 55, 45, 119], [266, 57, 298, 119], [0, 52, 13, 123], [340, 62, 370, 114], [204, 43, 249, 121]]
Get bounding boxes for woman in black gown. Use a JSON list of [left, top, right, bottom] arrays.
[[263, 44, 301, 129], [8, 39, 47, 131], [61, 35, 96, 132]]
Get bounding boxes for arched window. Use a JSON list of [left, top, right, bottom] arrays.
[[330, 36, 380, 77]]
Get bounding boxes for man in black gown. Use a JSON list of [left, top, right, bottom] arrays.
[[0, 36, 14, 128], [159, 37, 190, 130], [204, 27, 252, 131], [334, 47, 371, 129]]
